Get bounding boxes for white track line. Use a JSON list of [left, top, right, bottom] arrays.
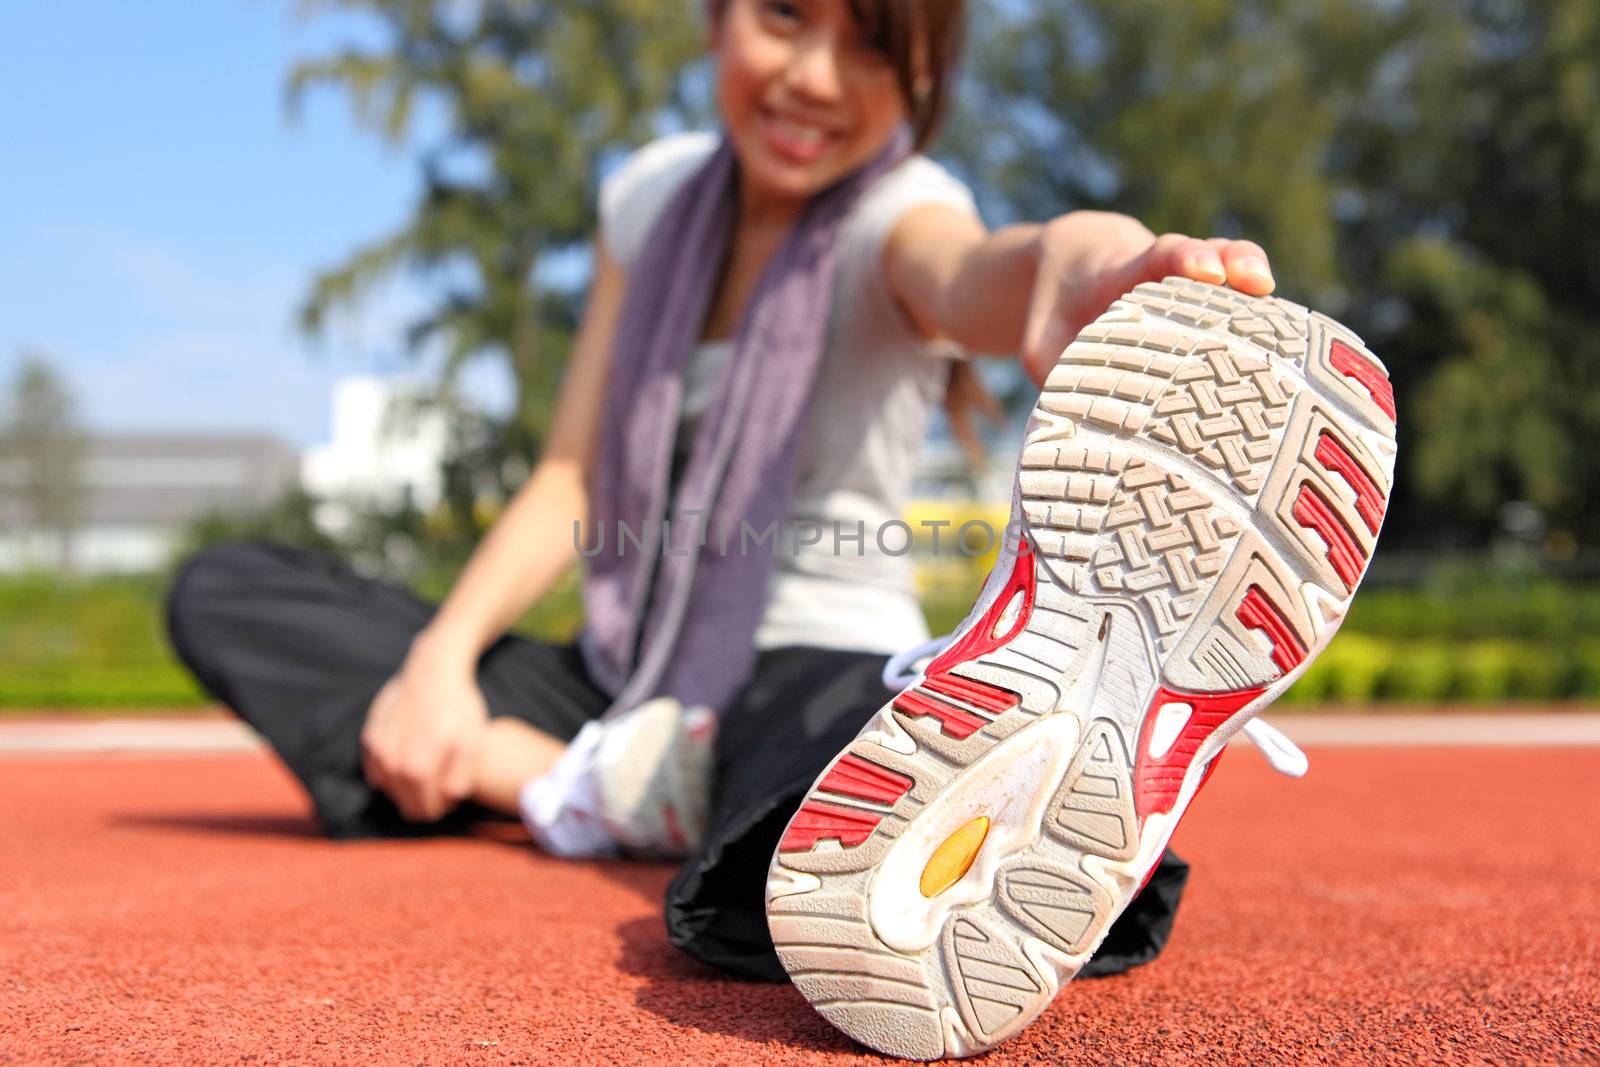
[[0, 718, 263, 756], [1241, 713, 1600, 748], [1, 713, 1598, 757]]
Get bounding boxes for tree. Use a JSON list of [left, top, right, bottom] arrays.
[[0, 352, 89, 572], [950, 0, 1405, 293], [287, 0, 702, 517], [952, 0, 1600, 554], [943, 0, 1421, 514], [1361, 0, 1600, 551]]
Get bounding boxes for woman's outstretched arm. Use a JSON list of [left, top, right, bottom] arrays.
[[884, 205, 1278, 384], [360, 245, 629, 823]]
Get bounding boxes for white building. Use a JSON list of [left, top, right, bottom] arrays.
[[0, 375, 451, 573], [0, 433, 300, 573], [300, 377, 449, 538]]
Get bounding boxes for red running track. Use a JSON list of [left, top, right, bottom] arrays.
[[2, 749, 1597, 1064]]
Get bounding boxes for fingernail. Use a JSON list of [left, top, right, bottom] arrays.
[[1240, 257, 1274, 286], [1189, 253, 1226, 283]]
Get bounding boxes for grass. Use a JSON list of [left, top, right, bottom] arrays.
[[0, 572, 205, 710]]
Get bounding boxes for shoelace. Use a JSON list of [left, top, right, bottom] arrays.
[[881, 634, 1309, 778]]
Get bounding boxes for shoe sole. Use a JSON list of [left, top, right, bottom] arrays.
[[764, 278, 1398, 1059]]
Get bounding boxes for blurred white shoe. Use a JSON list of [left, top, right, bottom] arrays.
[[518, 717, 615, 858], [519, 697, 716, 859]]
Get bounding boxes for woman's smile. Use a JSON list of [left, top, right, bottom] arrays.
[[756, 104, 843, 165]]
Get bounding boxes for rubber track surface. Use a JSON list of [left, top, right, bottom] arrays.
[[2, 750, 1596, 1064]]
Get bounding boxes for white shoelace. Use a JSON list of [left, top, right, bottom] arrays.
[[881, 635, 1309, 778]]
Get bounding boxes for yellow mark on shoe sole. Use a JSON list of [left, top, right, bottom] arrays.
[[919, 816, 990, 898]]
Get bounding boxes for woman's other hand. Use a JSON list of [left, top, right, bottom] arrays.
[[359, 634, 490, 823], [1020, 211, 1277, 386]]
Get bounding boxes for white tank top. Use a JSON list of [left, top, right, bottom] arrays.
[[598, 132, 980, 655]]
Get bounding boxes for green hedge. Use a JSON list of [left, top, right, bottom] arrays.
[[0, 573, 208, 709], [4, 569, 1600, 711], [1279, 635, 1600, 705], [1342, 582, 1600, 642], [0, 569, 583, 711]]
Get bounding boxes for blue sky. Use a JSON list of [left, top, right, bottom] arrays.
[[1, 2, 510, 446]]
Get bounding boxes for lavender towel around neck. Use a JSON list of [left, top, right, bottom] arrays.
[[580, 129, 911, 715]]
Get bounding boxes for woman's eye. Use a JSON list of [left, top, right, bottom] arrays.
[[853, 29, 890, 59], [760, 0, 803, 28]]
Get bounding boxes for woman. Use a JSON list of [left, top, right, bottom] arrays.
[[169, 0, 1397, 1057]]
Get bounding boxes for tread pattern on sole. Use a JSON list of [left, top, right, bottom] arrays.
[[767, 278, 1397, 1060], [944, 917, 1045, 1046], [1091, 460, 1244, 653], [1046, 719, 1138, 862]]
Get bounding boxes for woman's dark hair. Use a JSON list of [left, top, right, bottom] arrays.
[[846, 0, 966, 151]]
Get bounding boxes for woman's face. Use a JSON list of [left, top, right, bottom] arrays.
[[712, 0, 908, 206]]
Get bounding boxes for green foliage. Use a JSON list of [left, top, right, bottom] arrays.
[[1574, 654, 1600, 701], [1273, 638, 1381, 704], [410, 558, 585, 643], [1278, 635, 1600, 706], [1377, 642, 1455, 703], [952, 0, 1386, 289], [0, 518, 583, 711], [0, 573, 207, 709], [1342, 573, 1600, 642], [0, 664, 207, 711], [954, 0, 1600, 549], [919, 566, 983, 639]]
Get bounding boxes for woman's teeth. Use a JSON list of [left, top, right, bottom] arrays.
[[772, 115, 828, 147]]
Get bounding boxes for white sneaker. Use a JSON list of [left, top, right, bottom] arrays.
[[519, 718, 615, 858], [520, 697, 715, 860], [766, 278, 1397, 1059], [595, 700, 716, 858]]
